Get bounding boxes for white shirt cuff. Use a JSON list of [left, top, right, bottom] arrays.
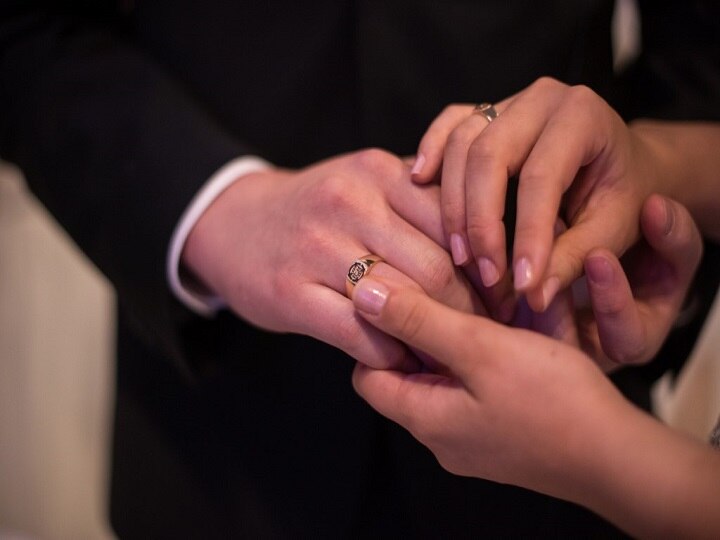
[[167, 156, 272, 316]]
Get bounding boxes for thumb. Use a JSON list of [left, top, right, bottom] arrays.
[[640, 194, 703, 285], [351, 277, 498, 380]]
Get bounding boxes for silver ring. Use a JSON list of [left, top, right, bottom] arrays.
[[346, 254, 384, 296], [473, 102, 498, 123]]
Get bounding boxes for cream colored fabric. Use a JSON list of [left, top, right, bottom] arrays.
[[0, 163, 115, 540], [655, 291, 720, 441]]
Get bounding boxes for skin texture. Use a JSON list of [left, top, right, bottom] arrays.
[[182, 148, 487, 370], [349, 198, 720, 538], [412, 77, 720, 313]]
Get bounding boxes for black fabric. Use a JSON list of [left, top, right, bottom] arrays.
[[1, 1, 719, 537]]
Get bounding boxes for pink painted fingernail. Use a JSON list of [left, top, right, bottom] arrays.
[[477, 257, 500, 287], [411, 152, 426, 176], [542, 276, 561, 310], [513, 257, 533, 290], [450, 233, 470, 266], [353, 279, 389, 315]]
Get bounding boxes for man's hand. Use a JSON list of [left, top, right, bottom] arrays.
[[182, 149, 486, 369]]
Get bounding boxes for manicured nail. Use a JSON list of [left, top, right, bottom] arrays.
[[450, 233, 470, 266], [585, 256, 614, 289], [353, 278, 389, 315], [542, 276, 561, 310], [410, 152, 426, 176], [513, 257, 533, 290], [477, 257, 500, 287]]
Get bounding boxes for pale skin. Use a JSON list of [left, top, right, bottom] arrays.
[[182, 149, 489, 371], [413, 76, 720, 312], [180, 78, 720, 374], [350, 196, 720, 538]]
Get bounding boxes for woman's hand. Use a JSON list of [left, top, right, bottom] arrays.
[[524, 195, 703, 371], [350, 263, 720, 539], [412, 77, 674, 312], [350, 272, 626, 495]]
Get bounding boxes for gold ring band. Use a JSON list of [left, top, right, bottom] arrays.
[[473, 102, 498, 123], [346, 254, 384, 297]]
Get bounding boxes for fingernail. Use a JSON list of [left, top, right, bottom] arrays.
[[410, 152, 426, 176], [353, 278, 389, 315], [450, 233, 470, 266], [542, 276, 561, 310], [585, 256, 613, 289], [477, 257, 500, 287], [513, 257, 533, 290], [661, 197, 675, 236]]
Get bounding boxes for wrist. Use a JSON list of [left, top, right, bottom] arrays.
[[181, 168, 286, 305], [551, 390, 637, 509], [568, 397, 720, 538], [168, 156, 272, 314], [628, 120, 690, 205], [182, 170, 261, 295]]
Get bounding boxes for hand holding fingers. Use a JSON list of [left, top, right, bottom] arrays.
[[292, 261, 425, 371], [416, 78, 658, 318], [350, 276, 497, 382], [183, 148, 487, 371], [350, 275, 624, 491]]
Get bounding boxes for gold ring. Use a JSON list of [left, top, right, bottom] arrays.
[[473, 102, 498, 123], [346, 254, 384, 297]]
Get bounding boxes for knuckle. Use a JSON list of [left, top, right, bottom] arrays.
[[595, 295, 626, 318], [565, 84, 598, 108], [396, 297, 431, 344], [447, 122, 479, 148], [335, 312, 365, 354], [558, 245, 585, 282], [441, 199, 466, 229], [351, 147, 401, 178], [466, 136, 497, 166], [519, 161, 554, 187], [466, 216, 501, 243], [607, 332, 649, 366], [311, 173, 359, 212], [419, 253, 456, 296], [531, 76, 562, 93], [444, 103, 466, 117]]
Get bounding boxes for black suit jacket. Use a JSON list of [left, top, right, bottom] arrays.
[[2, 1, 719, 537]]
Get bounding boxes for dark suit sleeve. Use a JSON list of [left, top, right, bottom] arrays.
[[0, 3, 252, 372], [617, 1, 720, 121]]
